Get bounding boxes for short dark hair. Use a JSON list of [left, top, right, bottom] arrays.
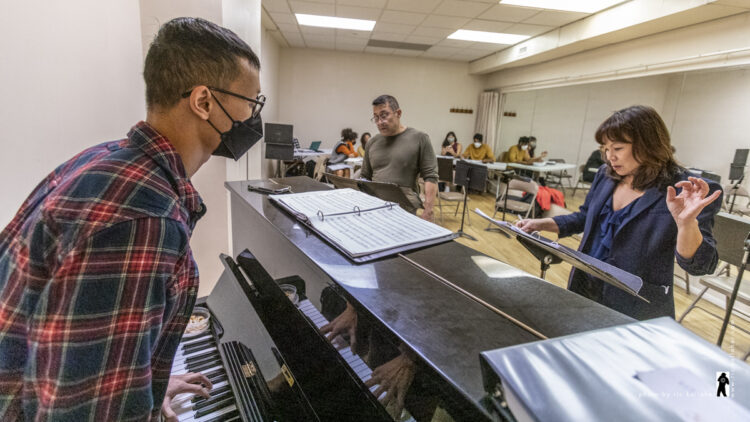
[[518, 136, 529, 145], [372, 95, 400, 112], [144, 17, 260, 109], [595, 105, 680, 190], [442, 131, 457, 147], [360, 132, 371, 145], [341, 128, 357, 142], [473, 133, 483, 143]]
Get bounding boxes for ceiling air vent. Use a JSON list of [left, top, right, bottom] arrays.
[[366, 39, 432, 51]]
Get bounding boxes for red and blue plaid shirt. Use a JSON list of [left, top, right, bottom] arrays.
[[0, 121, 205, 421]]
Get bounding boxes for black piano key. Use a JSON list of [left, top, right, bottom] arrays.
[[194, 390, 233, 411], [183, 339, 216, 354], [193, 385, 231, 404], [186, 351, 220, 366], [188, 359, 222, 374], [209, 374, 227, 384], [194, 397, 235, 418], [203, 368, 224, 380], [203, 409, 239, 422], [182, 336, 213, 349]]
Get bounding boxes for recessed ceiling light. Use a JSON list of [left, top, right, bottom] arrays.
[[295, 13, 375, 31], [499, 0, 625, 14], [448, 30, 529, 45]]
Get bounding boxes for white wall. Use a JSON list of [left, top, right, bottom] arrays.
[[260, 28, 281, 179], [495, 68, 750, 189], [277, 48, 485, 153], [0, 0, 144, 227]]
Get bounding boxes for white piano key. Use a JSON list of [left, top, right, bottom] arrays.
[[184, 403, 237, 422]]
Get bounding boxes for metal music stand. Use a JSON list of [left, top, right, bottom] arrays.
[[323, 172, 361, 191], [453, 160, 488, 241], [728, 148, 748, 213], [485, 170, 528, 238], [358, 179, 419, 214]]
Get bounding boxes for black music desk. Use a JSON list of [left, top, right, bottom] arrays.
[[225, 177, 633, 419]]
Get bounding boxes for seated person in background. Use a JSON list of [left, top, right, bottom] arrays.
[[357, 132, 370, 157], [440, 131, 462, 157], [362, 94, 438, 221], [329, 127, 359, 178], [508, 136, 547, 164], [461, 133, 494, 163], [583, 147, 606, 182]]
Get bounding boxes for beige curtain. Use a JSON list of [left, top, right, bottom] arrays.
[[474, 91, 500, 158]]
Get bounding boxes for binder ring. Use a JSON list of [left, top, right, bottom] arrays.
[[353, 206, 361, 216], [317, 210, 324, 221], [385, 202, 394, 210], [531, 230, 541, 239]]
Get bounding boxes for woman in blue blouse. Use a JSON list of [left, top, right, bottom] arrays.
[[517, 105, 722, 320]]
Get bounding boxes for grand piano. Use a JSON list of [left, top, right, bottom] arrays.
[[170, 176, 635, 421]]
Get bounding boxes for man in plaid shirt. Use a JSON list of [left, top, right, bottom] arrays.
[[0, 18, 264, 421]]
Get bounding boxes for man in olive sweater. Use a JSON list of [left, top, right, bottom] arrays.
[[361, 95, 439, 221]]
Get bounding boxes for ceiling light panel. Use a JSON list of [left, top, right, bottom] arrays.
[[295, 13, 376, 31], [448, 29, 529, 44], [499, 0, 624, 14]]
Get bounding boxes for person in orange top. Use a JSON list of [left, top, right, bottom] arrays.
[[329, 128, 359, 178]]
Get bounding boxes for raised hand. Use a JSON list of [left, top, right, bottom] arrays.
[[666, 177, 721, 227]]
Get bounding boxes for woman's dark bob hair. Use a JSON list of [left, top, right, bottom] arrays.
[[595, 105, 681, 191]]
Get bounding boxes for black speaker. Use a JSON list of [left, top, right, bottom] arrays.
[[264, 123, 294, 160]]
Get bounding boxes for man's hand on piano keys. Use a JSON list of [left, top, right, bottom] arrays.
[[365, 353, 416, 419], [161, 372, 213, 422], [320, 302, 359, 352]]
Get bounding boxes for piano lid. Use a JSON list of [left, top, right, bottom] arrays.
[[225, 177, 632, 405], [480, 317, 750, 422]]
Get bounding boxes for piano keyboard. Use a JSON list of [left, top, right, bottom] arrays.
[[170, 332, 240, 422], [297, 299, 383, 399]]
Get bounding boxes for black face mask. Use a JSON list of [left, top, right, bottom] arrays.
[[208, 96, 263, 160]]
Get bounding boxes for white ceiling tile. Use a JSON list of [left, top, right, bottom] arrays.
[[287, 39, 307, 48], [336, 44, 366, 52], [521, 10, 588, 27], [379, 10, 427, 25], [425, 45, 463, 55], [504, 22, 553, 36], [435, 38, 477, 48], [478, 4, 539, 22], [303, 33, 336, 43], [370, 31, 408, 41], [404, 34, 444, 44], [392, 49, 423, 56], [411, 26, 454, 38], [337, 0, 387, 8], [300, 26, 336, 36], [263, 0, 292, 13], [386, 0, 442, 14], [281, 28, 303, 38], [335, 5, 382, 20], [276, 23, 301, 33], [336, 36, 369, 46], [289, 1, 336, 15], [364, 46, 396, 55], [335, 29, 372, 39], [283, 32, 306, 45], [468, 41, 505, 51], [269, 12, 297, 24], [373, 22, 415, 34], [462, 19, 513, 32], [434, 1, 494, 19], [421, 14, 470, 29], [306, 41, 336, 50]]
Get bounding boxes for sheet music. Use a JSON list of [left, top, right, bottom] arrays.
[[270, 189, 453, 257], [474, 209, 560, 249]]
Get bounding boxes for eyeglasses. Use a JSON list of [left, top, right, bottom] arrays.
[[370, 112, 392, 123], [181, 86, 266, 118]]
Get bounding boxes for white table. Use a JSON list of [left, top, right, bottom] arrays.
[[507, 162, 576, 174]]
